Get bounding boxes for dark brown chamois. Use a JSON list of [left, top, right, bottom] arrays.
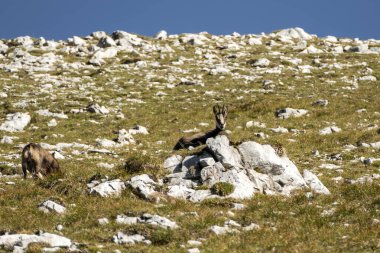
[[173, 104, 228, 150], [21, 143, 60, 179]]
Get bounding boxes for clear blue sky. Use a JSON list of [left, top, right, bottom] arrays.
[[0, 0, 379, 40]]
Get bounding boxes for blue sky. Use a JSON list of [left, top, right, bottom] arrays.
[[0, 0, 379, 40]]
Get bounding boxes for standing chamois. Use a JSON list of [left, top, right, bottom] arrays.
[[21, 143, 60, 179], [173, 104, 228, 150]]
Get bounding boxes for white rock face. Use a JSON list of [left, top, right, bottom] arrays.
[[206, 135, 242, 169], [248, 37, 262, 45], [303, 170, 330, 195], [86, 103, 109, 114], [89, 47, 118, 65], [209, 225, 238, 235], [38, 200, 66, 214], [319, 126, 341, 135], [0, 113, 31, 132], [155, 30, 168, 40], [0, 232, 72, 251], [276, 27, 313, 40], [164, 136, 326, 201], [115, 213, 179, 229], [276, 108, 308, 119], [127, 174, 158, 200], [1, 136, 17, 144], [128, 125, 149, 135], [89, 179, 126, 197], [252, 58, 270, 67], [97, 36, 117, 48], [36, 109, 68, 119], [238, 141, 306, 195], [164, 155, 183, 173], [113, 232, 151, 245], [300, 45, 323, 54], [69, 36, 86, 46]]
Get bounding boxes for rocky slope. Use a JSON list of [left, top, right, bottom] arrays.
[[0, 27, 379, 252]]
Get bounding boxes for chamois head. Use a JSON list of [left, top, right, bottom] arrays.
[[213, 104, 228, 130]]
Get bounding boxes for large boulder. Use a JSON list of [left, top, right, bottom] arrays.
[[275, 27, 313, 40], [303, 170, 330, 195], [0, 232, 71, 251], [127, 174, 158, 200], [0, 113, 31, 132], [275, 108, 308, 119], [89, 179, 126, 197], [206, 135, 242, 169], [238, 141, 306, 195]]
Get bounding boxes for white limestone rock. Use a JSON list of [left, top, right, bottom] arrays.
[[86, 103, 109, 114], [275, 108, 308, 119], [127, 174, 158, 200], [155, 30, 168, 40], [97, 36, 117, 48], [89, 179, 126, 197], [38, 200, 66, 214], [36, 109, 68, 119], [238, 141, 306, 195], [113, 232, 151, 245], [275, 27, 313, 40], [0, 113, 31, 132], [128, 125, 149, 135], [164, 155, 183, 173], [69, 36, 86, 46], [319, 126, 341, 135], [303, 170, 330, 195], [206, 135, 242, 169], [300, 45, 323, 54], [252, 58, 270, 67], [0, 232, 72, 251], [139, 213, 179, 229]]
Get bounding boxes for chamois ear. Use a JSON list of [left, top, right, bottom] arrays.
[[222, 105, 228, 116], [213, 105, 219, 115]]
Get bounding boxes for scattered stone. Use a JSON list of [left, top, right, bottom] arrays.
[[276, 27, 313, 40], [242, 223, 260, 231], [275, 108, 308, 119], [97, 162, 115, 169], [319, 126, 342, 135], [86, 103, 110, 114], [38, 200, 66, 214], [155, 30, 168, 40], [0, 232, 72, 251], [313, 99, 328, 106], [163, 155, 183, 173], [36, 109, 68, 119], [113, 232, 151, 245], [303, 170, 330, 194], [127, 174, 158, 200], [345, 174, 380, 184], [319, 163, 341, 170], [206, 135, 242, 169], [98, 218, 109, 225], [0, 113, 31, 132], [209, 225, 238, 235], [56, 225, 63, 231], [252, 58, 270, 67], [246, 121, 266, 128], [89, 179, 126, 197]]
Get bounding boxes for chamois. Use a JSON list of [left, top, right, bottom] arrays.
[[21, 143, 60, 179], [173, 104, 228, 150]]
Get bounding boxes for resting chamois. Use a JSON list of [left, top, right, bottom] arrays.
[[173, 104, 228, 150], [21, 143, 60, 179]]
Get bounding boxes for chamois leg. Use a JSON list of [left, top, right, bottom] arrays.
[[22, 160, 28, 179]]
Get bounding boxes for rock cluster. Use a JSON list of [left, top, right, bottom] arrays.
[[163, 135, 329, 202]]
